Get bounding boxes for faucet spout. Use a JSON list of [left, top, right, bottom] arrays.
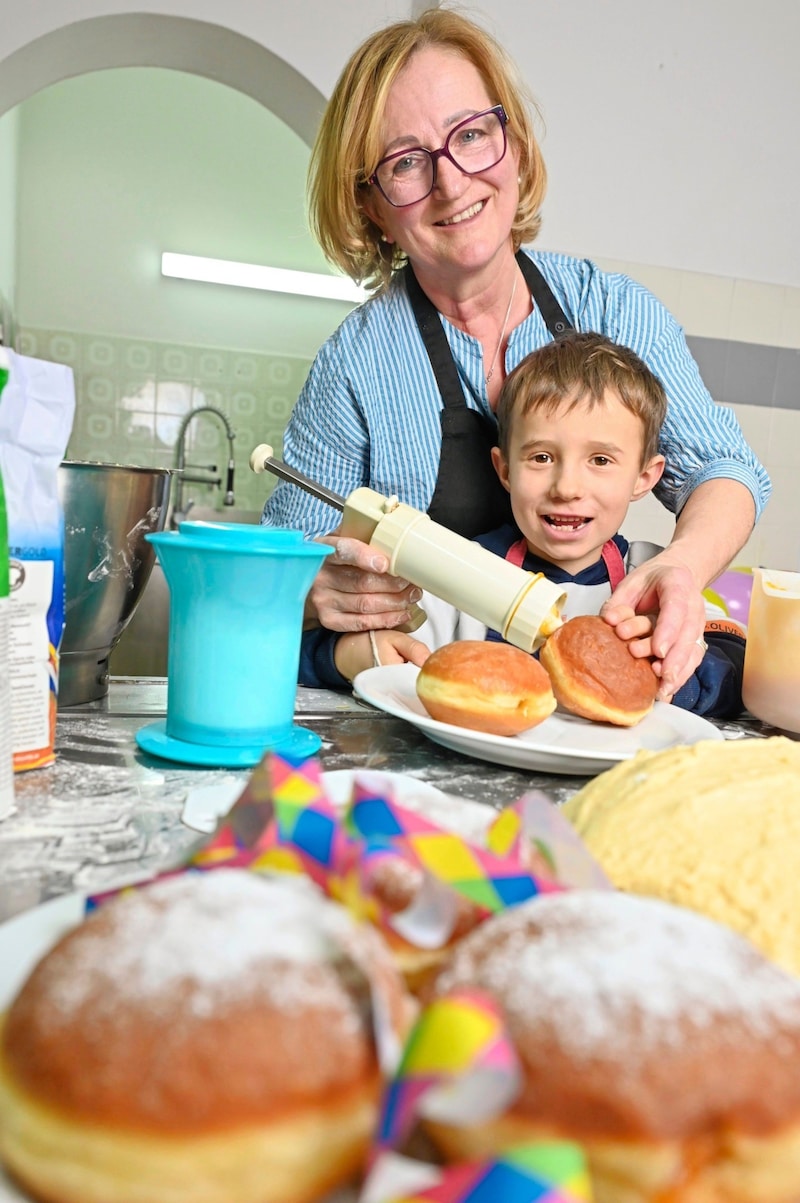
[[173, 405, 237, 519]]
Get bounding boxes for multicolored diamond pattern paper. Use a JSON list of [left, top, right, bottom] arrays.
[[375, 989, 521, 1151], [364, 988, 593, 1203], [378, 1148, 592, 1203], [185, 752, 568, 946], [88, 752, 606, 950]]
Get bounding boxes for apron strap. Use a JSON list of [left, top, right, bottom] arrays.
[[514, 251, 573, 339], [404, 265, 469, 411], [404, 252, 575, 411], [600, 539, 627, 589], [506, 536, 528, 567], [506, 535, 627, 589]]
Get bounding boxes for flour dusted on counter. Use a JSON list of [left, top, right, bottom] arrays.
[[0, 350, 75, 770]]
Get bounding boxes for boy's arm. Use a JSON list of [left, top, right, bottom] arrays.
[[298, 626, 352, 691], [334, 630, 430, 682], [671, 618, 746, 719]]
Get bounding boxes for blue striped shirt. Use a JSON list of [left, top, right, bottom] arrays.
[[262, 248, 771, 536]]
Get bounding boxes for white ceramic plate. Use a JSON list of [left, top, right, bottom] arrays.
[[0, 896, 84, 1200], [180, 767, 494, 837], [353, 663, 724, 776]]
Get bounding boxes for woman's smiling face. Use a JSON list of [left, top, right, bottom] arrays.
[[362, 46, 521, 286], [492, 390, 665, 575]]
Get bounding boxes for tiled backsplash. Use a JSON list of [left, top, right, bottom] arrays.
[[17, 327, 313, 515]]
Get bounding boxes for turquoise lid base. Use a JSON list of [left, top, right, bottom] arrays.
[[135, 719, 321, 768]]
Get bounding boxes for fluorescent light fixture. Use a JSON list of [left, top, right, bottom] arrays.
[[161, 252, 368, 303]]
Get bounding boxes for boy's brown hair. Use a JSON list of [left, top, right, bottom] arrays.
[[496, 332, 667, 464]]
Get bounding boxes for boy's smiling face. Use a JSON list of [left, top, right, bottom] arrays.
[[492, 389, 665, 575]]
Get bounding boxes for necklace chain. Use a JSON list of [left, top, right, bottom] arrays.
[[485, 274, 518, 384]]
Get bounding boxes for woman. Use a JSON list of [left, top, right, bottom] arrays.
[[263, 7, 769, 698]]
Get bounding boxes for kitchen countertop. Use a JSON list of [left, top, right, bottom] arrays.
[[0, 677, 773, 924]]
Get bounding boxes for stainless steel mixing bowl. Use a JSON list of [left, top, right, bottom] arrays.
[[58, 461, 171, 706]]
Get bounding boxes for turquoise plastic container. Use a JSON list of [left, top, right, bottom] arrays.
[[135, 522, 333, 767]]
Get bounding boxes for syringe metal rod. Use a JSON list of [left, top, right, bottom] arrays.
[[250, 443, 346, 510]]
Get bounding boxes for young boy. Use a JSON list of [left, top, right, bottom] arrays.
[[301, 333, 746, 718]]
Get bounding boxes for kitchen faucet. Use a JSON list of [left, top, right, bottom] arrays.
[[172, 405, 236, 523]]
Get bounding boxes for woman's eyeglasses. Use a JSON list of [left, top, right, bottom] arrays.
[[368, 105, 508, 208]]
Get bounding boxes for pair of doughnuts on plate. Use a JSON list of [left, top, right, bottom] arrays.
[[416, 616, 657, 736]]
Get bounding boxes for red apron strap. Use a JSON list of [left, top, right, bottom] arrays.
[[506, 536, 528, 567], [508, 535, 626, 588], [601, 539, 626, 589]]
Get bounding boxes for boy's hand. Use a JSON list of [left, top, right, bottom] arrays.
[[600, 606, 655, 653], [334, 630, 430, 683], [602, 559, 707, 702]]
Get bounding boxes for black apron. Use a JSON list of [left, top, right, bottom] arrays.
[[405, 250, 573, 539]]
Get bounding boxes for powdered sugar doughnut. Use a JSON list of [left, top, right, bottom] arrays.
[[427, 890, 800, 1203], [0, 870, 412, 1203]]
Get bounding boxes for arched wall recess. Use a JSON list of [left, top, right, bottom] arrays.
[[0, 12, 325, 143]]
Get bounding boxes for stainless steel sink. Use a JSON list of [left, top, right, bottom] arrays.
[[109, 507, 261, 677]]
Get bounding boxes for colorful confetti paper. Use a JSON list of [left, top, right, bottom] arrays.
[[362, 988, 593, 1203]]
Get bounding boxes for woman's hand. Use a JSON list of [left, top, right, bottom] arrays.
[[334, 629, 430, 683], [304, 535, 422, 632], [601, 552, 707, 700]]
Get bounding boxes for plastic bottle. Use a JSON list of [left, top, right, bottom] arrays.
[[0, 349, 15, 817]]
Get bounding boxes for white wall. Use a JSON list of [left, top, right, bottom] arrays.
[[0, 0, 797, 288], [491, 0, 799, 287]]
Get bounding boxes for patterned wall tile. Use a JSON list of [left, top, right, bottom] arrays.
[[84, 374, 117, 407], [158, 345, 194, 379], [17, 326, 312, 516], [231, 390, 257, 418], [196, 350, 229, 382], [84, 336, 119, 370], [124, 342, 155, 372], [231, 354, 259, 384]]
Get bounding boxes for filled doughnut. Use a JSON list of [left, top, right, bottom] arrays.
[[426, 890, 800, 1203], [539, 614, 657, 725], [0, 870, 412, 1203], [415, 640, 556, 736]]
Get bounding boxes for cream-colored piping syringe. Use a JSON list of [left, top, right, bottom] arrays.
[[250, 444, 564, 652]]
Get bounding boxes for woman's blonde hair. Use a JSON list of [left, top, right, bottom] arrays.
[[308, 6, 547, 293]]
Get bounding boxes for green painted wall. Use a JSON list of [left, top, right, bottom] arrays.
[[14, 68, 355, 511]]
